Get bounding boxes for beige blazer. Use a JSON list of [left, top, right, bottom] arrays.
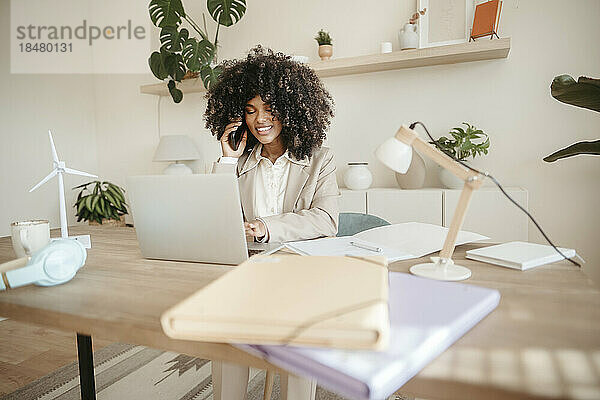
[[212, 145, 340, 242]]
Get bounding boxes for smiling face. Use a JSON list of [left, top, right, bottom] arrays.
[[244, 95, 283, 145]]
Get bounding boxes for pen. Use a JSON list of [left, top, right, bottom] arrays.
[[349, 241, 382, 253]]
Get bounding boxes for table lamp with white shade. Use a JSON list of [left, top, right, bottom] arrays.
[[153, 135, 200, 175], [375, 124, 484, 281]]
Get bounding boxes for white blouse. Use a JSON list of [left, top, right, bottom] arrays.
[[219, 144, 292, 241]]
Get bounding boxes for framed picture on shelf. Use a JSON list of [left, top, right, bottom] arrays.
[[418, 0, 475, 48]]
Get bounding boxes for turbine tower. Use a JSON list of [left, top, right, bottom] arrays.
[[29, 131, 97, 238]]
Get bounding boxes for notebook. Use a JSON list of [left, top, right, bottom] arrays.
[[285, 222, 488, 262], [466, 241, 577, 270], [237, 272, 500, 400], [161, 255, 390, 350]]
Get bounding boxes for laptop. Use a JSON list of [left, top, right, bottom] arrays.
[[127, 174, 280, 265]]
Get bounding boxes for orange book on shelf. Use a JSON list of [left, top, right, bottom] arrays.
[[470, 0, 502, 40]]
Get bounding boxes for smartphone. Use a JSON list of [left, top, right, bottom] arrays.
[[229, 119, 246, 151]]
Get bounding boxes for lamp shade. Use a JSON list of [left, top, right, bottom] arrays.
[[153, 135, 200, 162], [375, 135, 413, 173]]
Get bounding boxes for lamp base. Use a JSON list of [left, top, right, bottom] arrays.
[[409, 257, 471, 281], [163, 162, 193, 175]]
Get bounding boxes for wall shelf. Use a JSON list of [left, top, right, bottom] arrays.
[[140, 38, 510, 96]]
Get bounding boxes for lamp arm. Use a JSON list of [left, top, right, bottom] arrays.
[[394, 126, 484, 262], [439, 184, 475, 260]]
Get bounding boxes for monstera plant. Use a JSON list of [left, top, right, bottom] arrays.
[[148, 0, 247, 103], [544, 75, 600, 162]]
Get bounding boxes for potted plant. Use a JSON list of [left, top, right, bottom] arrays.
[[543, 74, 600, 162], [430, 122, 490, 188], [148, 0, 247, 103], [315, 29, 333, 60], [73, 181, 129, 226], [399, 8, 426, 50]]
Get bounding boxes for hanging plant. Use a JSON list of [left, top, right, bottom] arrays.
[[148, 0, 247, 103]]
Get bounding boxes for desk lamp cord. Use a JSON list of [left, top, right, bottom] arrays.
[[409, 121, 582, 268]]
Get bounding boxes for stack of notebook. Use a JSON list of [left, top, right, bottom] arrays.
[[161, 252, 500, 399]]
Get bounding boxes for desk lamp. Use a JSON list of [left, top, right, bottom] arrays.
[[153, 135, 200, 175], [375, 124, 484, 281]]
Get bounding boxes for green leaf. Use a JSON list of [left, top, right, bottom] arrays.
[[182, 38, 214, 71], [149, 0, 185, 28], [149, 51, 168, 80], [164, 52, 186, 81], [160, 27, 189, 52], [106, 185, 126, 203], [77, 198, 87, 214], [111, 188, 127, 203], [200, 64, 223, 90], [207, 0, 246, 27], [90, 195, 100, 212], [72, 182, 92, 190], [84, 195, 94, 212], [167, 80, 183, 103], [551, 75, 600, 113], [543, 140, 600, 162], [103, 191, 118, 207], [99, 196, 106, 217]]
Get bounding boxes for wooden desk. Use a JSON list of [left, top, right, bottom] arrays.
[[1, 226, 599, 400]]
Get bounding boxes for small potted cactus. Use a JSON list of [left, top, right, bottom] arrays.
[[315, 29, 333, 60]]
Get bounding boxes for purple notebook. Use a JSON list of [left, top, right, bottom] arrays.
[[236, 272, 500, 400]]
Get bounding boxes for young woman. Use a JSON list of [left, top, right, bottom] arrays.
[[203, 45, 339, 398], [205, 45, 339, 244]]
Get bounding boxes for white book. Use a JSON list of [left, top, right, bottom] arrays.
[[466, 241, 577, 270], [285, 222, 488, 262]]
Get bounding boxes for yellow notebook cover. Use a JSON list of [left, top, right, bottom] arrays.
[[161, 255, 390, 350]]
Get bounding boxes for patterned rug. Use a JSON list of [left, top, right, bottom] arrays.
[[0, 343, 350, 400]]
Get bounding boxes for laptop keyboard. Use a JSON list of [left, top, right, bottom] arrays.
[[248, 248, 264, 257]]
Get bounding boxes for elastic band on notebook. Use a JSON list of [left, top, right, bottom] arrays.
[[281, 297, 387, 345]]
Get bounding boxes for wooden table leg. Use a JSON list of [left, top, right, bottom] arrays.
[[263, 370, 275, 400], [76, 333, 96, 400], [280, 373, 316, 400]]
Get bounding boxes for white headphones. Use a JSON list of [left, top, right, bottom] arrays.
[[0, 238, 87, 290]]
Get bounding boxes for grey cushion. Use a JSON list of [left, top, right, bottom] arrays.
[[337, 212, 391, 237]]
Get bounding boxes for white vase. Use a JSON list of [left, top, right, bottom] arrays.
[[398, 23, 418, 50], [343, 162, 373, 190], [439, 163, 468, 189]]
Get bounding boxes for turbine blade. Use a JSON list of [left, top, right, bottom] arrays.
[[64, 167, 97, 178], [48, 130, 59, 163], [29, 169, 58, 192]]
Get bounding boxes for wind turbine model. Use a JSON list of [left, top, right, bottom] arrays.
[[29, 130, 97, 239]]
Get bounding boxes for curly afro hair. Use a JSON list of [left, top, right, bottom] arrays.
[[204, 45, 335, 160]]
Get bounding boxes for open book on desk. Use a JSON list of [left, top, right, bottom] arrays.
[[285, 222, 489, 263]]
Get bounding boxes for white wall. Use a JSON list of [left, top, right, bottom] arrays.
[[0, 0, 99, 238], [3, 0, 599, 284]]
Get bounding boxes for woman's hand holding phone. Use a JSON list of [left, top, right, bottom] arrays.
[[221, 120, 248, 158]]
